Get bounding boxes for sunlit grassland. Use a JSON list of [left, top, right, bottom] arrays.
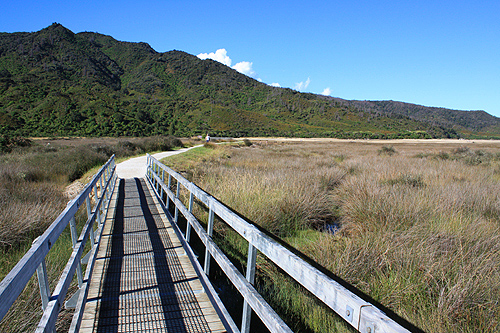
[[162, 139, 500, 333]]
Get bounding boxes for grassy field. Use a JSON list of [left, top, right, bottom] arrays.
[[0, 135, 182, 332], [3, 136, 498, 332], [161, 139, 500, 333]]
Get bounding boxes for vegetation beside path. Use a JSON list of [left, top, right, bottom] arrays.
[[0, 135, 182, 332], [161, 139, 500, 333]]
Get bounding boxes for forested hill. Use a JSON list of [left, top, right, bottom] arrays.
[[1, 23, 498, 139], [335, 99, 500, 137]]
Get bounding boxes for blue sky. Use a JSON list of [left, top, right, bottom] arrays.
[[1, 0, 499, 117]]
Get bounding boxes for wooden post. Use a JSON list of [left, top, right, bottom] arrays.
[[156, 164, 161, 192], [203, 206, 215, 275], [147, 154, 150, 175], [104, 166, 110, 203], [86, 196, 95, 245], [154, 162, 158, 190], [36, 260, 50, 310], [241, 243, 258, 333], [94, 184, 102, 228], [174, 181, 180, 223], [32, 237, 51, 311], [166, 174, 172, 210], [186, 192, 194, 242], [99, 176, 104, 202], [161, 168, 165, 203], [69, 218, 83, 288]]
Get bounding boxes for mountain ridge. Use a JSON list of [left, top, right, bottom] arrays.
[[1, 23, 498, 139], [337, 99, 499, 134]]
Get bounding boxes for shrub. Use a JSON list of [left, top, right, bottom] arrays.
[[452, 146, 470, 154], [203, 142, 216, 149], [385, 174, 426, 188], [378, 145, 397, 156], [436, 151, 450, 160], [0, 136, 32, 153], [135, 135, 183, 153]]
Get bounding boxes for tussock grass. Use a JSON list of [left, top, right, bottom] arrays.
[[378, 145, 397, 156], [197, 145, 346, 237], [172, 140, 500, 333]]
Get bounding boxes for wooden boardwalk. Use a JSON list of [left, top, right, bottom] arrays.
[[79, 178, 226, 332]]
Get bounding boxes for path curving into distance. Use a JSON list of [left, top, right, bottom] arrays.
[[116, 145, 200, 179]]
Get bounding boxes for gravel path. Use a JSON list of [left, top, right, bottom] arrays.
[[116, 146, 199, 179]]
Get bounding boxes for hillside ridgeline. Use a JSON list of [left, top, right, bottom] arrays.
[[1, 23, 498, 138]]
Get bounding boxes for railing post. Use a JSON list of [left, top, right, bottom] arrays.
[[152, 161, 157, 188], [36, 260, 50, 310], [100, 168, 108, 213], [161, 168, 165, 203], [32, 237, 50, 311], [147, 154, 150, 174], [94, 184, 102, 228], [186, 192, 194, 242], [203, 205, 215, 275], [241, 243, 258, 333], [156, 164, 161, 192], [99, 176, 106, 222], [86, 195, 95, 245], [146, 154, 150, 179], [104, 165, 110, 204], [174, 181, 180, 223], [166, 174, 172, 210], [69, 217, 83, 288], [99, 172, 103, 196]]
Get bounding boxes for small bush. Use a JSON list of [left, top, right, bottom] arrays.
[[0, 136, 32, 153], [378, 145, 397, 156], [436, 151, 450, 160], [203, 142, 216, 149], [243, 138, 253, 147], [452, 146, 470, 154], [385, 174, 426, 188], [135, 135, 183, 153]]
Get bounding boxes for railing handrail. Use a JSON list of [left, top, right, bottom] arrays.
[[0, 155, 117, 332], [146, 154, 411, 333]]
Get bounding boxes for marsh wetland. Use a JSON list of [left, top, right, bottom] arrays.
[[162, 139, 500, 332]]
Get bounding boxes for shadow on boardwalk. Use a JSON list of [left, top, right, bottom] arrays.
[[95, 178, 210, 332]]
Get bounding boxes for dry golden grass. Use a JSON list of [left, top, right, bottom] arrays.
[[180, 139, 500, 333]]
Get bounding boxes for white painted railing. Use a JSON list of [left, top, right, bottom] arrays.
[[146, 154, 411, 333], [0, 155, 117, 333]]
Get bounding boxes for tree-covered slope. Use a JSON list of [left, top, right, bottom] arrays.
[[0, 23, 497, 138], [340, 99, 500, 136]]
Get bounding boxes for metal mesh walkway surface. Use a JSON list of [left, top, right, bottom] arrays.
[[80, 178, 226, 332]]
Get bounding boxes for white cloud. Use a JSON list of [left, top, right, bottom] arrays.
[[197, 48, 232, 66], [270, 82, 281, 87], [322, 87, 332, 96], [232, 61, 256, 77], [197, 49, 259, 79], [295, 77, 311, 91]]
